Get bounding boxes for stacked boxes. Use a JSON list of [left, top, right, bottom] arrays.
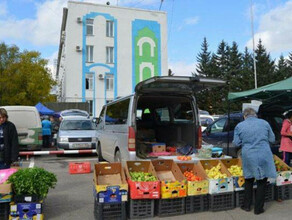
[[9, 202, 43, 220], [221, 159, 244, 191], [152, 160, 186, 216], [93, 163, 128, 220], [125, 161, 160, 219], [274, 155, 292, 186]]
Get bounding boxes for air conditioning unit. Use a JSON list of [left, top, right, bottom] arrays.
[[98, 73, 104, 80], [76, 46, 82, 52], [77, 17, 82, 23]]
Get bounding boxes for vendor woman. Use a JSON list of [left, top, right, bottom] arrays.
[[233, 108, 276, 215]]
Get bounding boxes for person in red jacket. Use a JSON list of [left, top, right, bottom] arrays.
[[280, 111, 292, 166]]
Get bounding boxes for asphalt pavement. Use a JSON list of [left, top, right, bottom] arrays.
[[21, 154, 292, 220]]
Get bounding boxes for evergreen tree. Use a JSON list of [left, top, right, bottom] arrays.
[[196, 37, 211, 76], [214, 40, 229, 79], [286, 52, 292, 76], [255, 39, 275, 87], [275, 55, 290, 81], [241, 47, 254, 90]]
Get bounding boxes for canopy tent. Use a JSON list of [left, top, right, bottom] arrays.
[[35, 102, 55, 116], [228, 77, 292, 102]]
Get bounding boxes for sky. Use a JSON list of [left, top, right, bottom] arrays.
[[1, 0, 292, 77]]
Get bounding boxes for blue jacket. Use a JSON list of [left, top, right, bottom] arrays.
[[233, 116, 276, 180], [42, 120, 52, 136]]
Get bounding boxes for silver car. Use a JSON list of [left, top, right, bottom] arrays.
[[57, 116, 97, 150]]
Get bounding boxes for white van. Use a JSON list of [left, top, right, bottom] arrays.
[[96, 76, 225, 162], [1, 106, 42, 150]]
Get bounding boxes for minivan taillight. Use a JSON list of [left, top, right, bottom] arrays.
[[197, 126, 202, 149], [128, 126, 136, 151], [38, 133, 42, 141]]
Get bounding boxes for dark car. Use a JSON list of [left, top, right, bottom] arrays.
[[202, 106, 285, 158]]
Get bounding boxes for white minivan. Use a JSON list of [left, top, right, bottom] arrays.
[[95, 76, 225, 162], [1, 106, 42, 150]]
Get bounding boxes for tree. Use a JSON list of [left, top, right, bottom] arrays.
[[275, 55, 290, 81], [196, 37, 211, 76], [255, 39, 275, 87], [214, 40, 229, 79], [286, 52, 292, 76], [241, 47, 254, 90], [0, 42, 56, 106]]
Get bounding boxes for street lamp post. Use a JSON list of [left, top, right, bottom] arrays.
[[250, 0, 257, 89]]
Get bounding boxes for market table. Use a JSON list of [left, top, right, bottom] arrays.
[[158, 155, 232, 163]]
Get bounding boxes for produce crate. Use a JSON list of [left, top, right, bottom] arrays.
[[185, 194, 209, 213], [155, 198, 185, 217], [94, 198, 126, 220], [9, 202, 43, 219], [69, 162, 91, 174], [127, 199, 154, 219], [235, 190, 245, 207], [221, 158, 245, 190], [200, 160, 234, 194], [273, 155, 292, 186], [0, 202, 9, 220], [13, 195, 42, 203], [177, 163, 209, 196], [209, 192, 234, 211], [152, 160, 187, 199], [0, 183, 12, 203], [275, 184, 292, 200], [93, 163, 128, 203], [264, 183, 275, 202], [125, 161, 160, 199]]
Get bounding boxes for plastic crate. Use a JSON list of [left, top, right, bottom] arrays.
[[262, 184, 275, 202], [127, 199, 154, 219], [69, 162, 91, 174], [94, 198, 126, 220], [209, 192, 234, 211], [235, 190, 245, 207], [275, 184, 292, 200], [185, 194, 209, 213], [0, 202, 9, 220], [155, 198, 185, 217]]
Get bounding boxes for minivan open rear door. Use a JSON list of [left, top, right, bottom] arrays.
[[135, 76, 226, 94]]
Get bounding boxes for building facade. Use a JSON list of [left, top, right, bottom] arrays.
[[56, 1, 168, 116]]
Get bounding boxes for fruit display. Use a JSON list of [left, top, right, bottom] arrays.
[[228, 165, 243, 176], [274, 160, 291, 172], [205, 163, 227, 179], [177, 156, 192, 161], [183, 170, 202, 181], [129, 172, 157, 182]]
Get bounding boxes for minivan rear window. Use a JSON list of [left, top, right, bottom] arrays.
[[60, 120, 95, 130], [8, 111, 39, 128], [105, 99, 130, 125]]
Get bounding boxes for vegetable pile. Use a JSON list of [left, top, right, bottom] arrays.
[[274, 160, 291, 172], [8, 167, 57, 198], [228, 165, 243, 176], [205, 163, 227, 179], [177, 156, 192, 161], [183, 170, 202, 181], [130, 172, 157, 182]]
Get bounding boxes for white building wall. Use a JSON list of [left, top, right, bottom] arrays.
[[61, 1, 168, 116]]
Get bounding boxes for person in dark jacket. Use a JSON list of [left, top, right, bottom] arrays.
[[0, 108, 19, 169]]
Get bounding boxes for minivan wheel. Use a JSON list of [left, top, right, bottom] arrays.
[[97, 143, 103, 162], [114, 150, 121, 162]]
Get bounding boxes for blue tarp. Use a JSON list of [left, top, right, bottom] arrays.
[[35, 102, 55, 116]]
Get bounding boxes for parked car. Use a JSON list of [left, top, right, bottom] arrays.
[[57, 116, 97, 150], [0, 106, 42, 150], [202, 105, 287, 158], [200, 115, 214, 132], [95, 76, 225, 162], [60, 109, 89, 119]]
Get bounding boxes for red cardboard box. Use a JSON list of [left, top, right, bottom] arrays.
[[125, 161, 160, 199]]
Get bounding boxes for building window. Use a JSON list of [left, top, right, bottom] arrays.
[[86, 45, 93, 62], [106, 47, 114, 63], [86, 19, 94, 35], [106, 20, 114, 37], [106, 75, 114, 91], [85, 73, 93, 90]]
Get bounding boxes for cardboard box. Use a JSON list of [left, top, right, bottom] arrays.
[[177, 162, 209, 196], [200, 160, 234, 194], [274, 155, 292, 186], [152, 159, 187, 199], [94, 163, 128, 203], [9, 202, 42, 220], [0, 183, 12, 202], [9, 214, 44, 220], [125, 161, 160, 199], [143, 142, 166, 153], [221, 158, 245, 191]]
